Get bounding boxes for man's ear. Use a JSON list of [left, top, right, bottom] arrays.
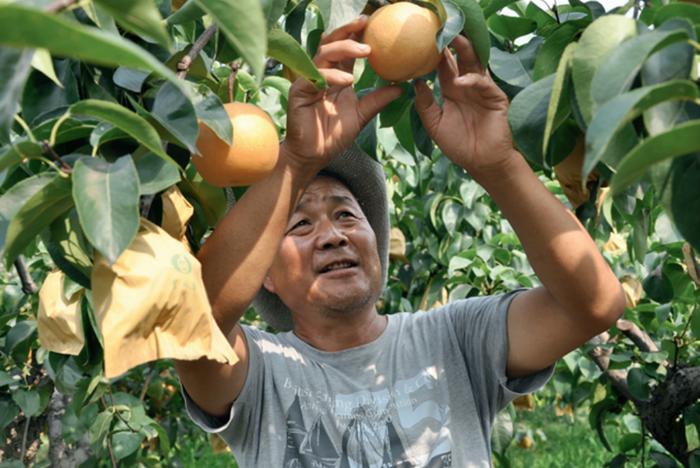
[[262, 274, 276, 294]]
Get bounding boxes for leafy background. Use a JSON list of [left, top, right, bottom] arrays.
[[0, 0, 699, 466]]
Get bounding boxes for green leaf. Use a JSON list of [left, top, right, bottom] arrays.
[[0, 48, 33, 144], [93, 0, 170, 49], [483, 0, 519, 18], [134, 152, 181, 195], [488, 15, 537, 42], [592, 29, 689, 106], [188, 86, 232, 147], [489, 38, 541, 89], [643, 269, 674, 303], [653, 2, 700, 28], [571, 14, 637, 124], [89, 411, 113, 444], [437, 1, 465, 51], [0, 172, 55, 250], [0, 4, 179, 85], [267, 29, 326, 89], [610, 121, 700, 194], [12, 389, 41, 418], [70, 100, 176, 166], [542, 42, 576, 156], [508, 74, 555, 167], [45, 209, 93, 289], [5, 321, 36, 355], [691, 309, 700, 342], [30, 48, 61, 87], [112, 430, 145, 460], [532, 23, 578, 81], [671, 156, 700, 253], [262, 0, 287, 28], [0, 399, 19, 431], [584, 80, 699, 179], [151, 82, 199, 154], [627, 368, 651, 401], [165, 0, 205, 25], [0, 140, 44, 173], [641, 19, 697, 136], [113, 67, 149, 93], [4, 176, 73, 267], [0, 371, 15, 387], [317, 0, 368, 32], [72, 156, 140, 264], [195, 0, 267, 80], [450, 0, 490, 68]]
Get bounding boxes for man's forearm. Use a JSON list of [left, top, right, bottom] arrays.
[[471, 151, 625, 324], [197, 145, 316, 334]]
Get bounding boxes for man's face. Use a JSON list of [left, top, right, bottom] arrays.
[[264, 176, 382, 317]]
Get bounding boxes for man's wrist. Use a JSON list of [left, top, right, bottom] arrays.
[[469, 150, 531, 192]]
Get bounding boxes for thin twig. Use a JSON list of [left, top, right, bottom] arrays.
[[20, 416, 31, 463], [41, 141, 72, 173], [177, 24, 218, 79], [14, 257, 38, 295], [45, 0, 79, 13], [682, 243, 700, 287], [139, 369, 155, 401], [106, 435, 118, 468], [228, 62, 240, 103]]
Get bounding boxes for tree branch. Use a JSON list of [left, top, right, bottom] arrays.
[[177, 25, 218, 79], [14, 257, 37, 295], [617, 319, 660, 354], [588, 332, 635, 402], [45, 0, 79, 13], [41, 141, 72, 173], [639, 366, 700, 466], [682, 243, 700, 287]]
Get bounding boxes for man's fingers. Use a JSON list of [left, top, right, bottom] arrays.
[[356, 86, 403, 127], [436, 48, 459, 92], [290, 68, 354, 96], [413, 80, 442, 139], [319, 15, 368, 46], [451, 34, 484, 75], [454, 73, 509, 107], [314, 40, 371, 70]]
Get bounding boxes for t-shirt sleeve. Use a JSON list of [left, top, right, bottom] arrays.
[[446, 290, 554, 419], [180, 325, 266, 443]]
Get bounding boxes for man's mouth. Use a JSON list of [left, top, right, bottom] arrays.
[[319, 260, 358, 273]]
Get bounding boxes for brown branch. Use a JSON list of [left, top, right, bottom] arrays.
[[177, 24, 218, 79], [14, 257, 37, 295], [48, 390, 68, 466], [20, 416, 31, 463], [45, 0, 79, 13], [106, 435, 118, 468], [228, 62, 240, 103], [682, 243, 700, 287], [41, 141, 72, 173], [639, 366, 700, 466], [617, 319, 660, 354], [139, 369, 155, 401], [588, 332, 635, 402]]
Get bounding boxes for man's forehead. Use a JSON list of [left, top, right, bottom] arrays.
[[296, 175, 358, 207]]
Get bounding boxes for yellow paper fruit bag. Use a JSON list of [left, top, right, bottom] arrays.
[[160, 186, 193, 249], [91, 219, 237, 378], [38, 270, 85, 355]]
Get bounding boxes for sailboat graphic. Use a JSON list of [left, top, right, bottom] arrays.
[[283, 395, 338, 468]]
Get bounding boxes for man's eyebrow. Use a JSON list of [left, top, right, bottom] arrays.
[[293, 195, 356, 213]]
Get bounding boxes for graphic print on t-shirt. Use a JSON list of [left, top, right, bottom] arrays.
[[281, 367, 452, 467]]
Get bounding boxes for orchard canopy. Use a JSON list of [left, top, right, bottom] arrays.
[[0, 0, 699, 466]]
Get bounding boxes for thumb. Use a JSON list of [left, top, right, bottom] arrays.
[[357, 86, 403, 128], [413, 80, 441, 139]]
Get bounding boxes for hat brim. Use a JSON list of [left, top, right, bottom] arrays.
[[253, 145, 389, 331]]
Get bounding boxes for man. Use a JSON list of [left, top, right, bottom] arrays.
[[175, 16, 625, 467]]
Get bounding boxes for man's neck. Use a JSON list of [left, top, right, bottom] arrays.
[[292, 307, 388, 352]]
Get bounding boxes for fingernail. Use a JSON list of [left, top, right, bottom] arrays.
[[357, 44, 371, 53]]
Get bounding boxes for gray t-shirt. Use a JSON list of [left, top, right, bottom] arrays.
[[183, 291, 553, 467]]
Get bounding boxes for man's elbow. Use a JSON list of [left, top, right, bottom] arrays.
[[587, 283, 626, 333]]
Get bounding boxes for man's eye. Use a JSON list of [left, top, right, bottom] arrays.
[[338, 211, 356, 219], [289, 219, 310, 232]]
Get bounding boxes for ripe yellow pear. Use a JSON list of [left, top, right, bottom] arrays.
[[363, 2, 442, 82], [193, 102, 279, 187]]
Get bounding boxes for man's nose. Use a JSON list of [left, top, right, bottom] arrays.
[[316, 219, 348, 249]]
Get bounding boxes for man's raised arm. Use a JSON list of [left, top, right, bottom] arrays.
[[174, 16, 402, 417], [414, 35, 625, 379]]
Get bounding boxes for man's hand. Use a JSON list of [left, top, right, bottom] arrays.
[[283, 16, 402, 173], [414, 35, 516, 179]]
